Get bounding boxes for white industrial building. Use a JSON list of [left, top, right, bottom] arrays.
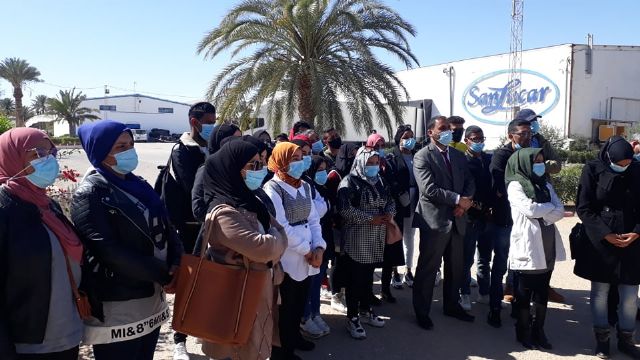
[[29, 94, 194, 137], [253, 43, 640, 148]]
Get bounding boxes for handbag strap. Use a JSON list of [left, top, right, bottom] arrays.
[[200, 205, 251, 268]]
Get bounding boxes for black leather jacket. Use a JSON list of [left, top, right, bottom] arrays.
[[71, 171, 182, 319], [0, 188, 77, 358]]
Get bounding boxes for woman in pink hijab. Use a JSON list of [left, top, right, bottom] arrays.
[[0, 128, 84, 360]]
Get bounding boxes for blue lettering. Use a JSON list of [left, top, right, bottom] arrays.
[[466, 86, 480, 107], [538, 87, 551, 102], [466, 79, 554, 115]]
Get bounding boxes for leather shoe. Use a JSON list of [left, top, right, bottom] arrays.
[[444, 306, 475, 322], [417, 315, 434, 330]]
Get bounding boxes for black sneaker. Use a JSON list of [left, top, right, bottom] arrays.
[[391, 273, 403, 289], [487, 310, 502, 328]]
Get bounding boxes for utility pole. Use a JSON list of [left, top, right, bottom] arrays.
[[508, 0, 524, 119]]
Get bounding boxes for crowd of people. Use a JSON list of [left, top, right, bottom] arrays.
[[1, 101, 640, 360]]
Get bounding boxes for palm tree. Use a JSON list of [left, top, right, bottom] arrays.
[[32, 94, 48, 115], [0, 98, 15, 116], [46, 88, 98, 136], [21, 106, 35, 123], [0, 58, 42, 127], [198, 0, 418, 135]]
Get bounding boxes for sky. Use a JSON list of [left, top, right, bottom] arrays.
[[2, 0, 639, 105]]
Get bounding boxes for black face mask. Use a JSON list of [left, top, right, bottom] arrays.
[[452, 128, 464, 143], [328, 137, 342, 149]]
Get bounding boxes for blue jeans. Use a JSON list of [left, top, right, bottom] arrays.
[[477, 223, 511, 310], [304, 261, 328, 319], [460, 219, 489, 295], [591, 282, 638, 331]]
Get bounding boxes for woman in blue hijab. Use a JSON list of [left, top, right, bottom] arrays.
[[71, 120, 183, 360]]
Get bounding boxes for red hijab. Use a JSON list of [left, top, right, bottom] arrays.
[[0, 128, 83, 262]]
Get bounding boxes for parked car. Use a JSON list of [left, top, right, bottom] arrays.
[[148, 128, 171, 142], [131, 129, 148, 142]]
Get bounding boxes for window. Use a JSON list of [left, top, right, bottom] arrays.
[[99, 105, 116, 111], [254, 117, 265, 128], [158, 107, 174, 113]]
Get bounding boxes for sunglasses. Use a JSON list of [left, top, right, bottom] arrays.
[[26, 147, 58, 158]]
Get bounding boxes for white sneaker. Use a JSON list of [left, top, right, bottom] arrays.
[[360, 311, 385, 328], [459, 294, 472, 311], [312, 315, 331, 334], [320, 286, 332, 300], [470, 278, 478, 287], [300, 318, 325, 338], [391, 273, 404, 289], [331, 293, 347, 314], [434, 270, 442, 287], [173, 342, 190, 360], [346, 317, 366, 339], [404, 271, 414, 288], [476, 294, 490, 305]]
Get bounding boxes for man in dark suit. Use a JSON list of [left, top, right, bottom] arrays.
[[413, 115, 476, 330]]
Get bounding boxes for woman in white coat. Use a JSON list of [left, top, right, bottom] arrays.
[[506, 148, 565, 351]]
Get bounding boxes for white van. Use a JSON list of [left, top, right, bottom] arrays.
[[132, 129, 148, 142]]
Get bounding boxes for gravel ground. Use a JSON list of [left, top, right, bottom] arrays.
[[59, 144, 614, 359]]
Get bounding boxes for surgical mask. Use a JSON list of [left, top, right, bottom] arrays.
[[328, 137, 342, 149], [469, 142, 485, 153], [610, 162, 630, 173], [25, 155, 60, 188], [377, 148, 385, 158], [200, 124, 215, 141], [452, 128, 464, 143], [287, 160, 306, 179], [302, 155, 312, 170], [437, 130, 453, 146], [111, 148, 139, 175], [244, 168, 267, 190], [312, 140, 324, 154], [364, 165, 380, 178], [532, 163, 546, 177], [314, 170, 328, 185], [514, 143, 522, 151], [402, 138, 416, 150], [634, 153, 640, 161], [530, 121, 540, 135]]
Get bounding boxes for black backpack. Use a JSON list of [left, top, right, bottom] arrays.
[[154, 143, 185, 226]]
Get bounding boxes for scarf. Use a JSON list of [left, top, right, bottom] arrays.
[[351, 146, 380, 185], [505, 147, 550, 203], [268, 142, 302, 188], [335, 142, 360, 177], [208, 124, 240, 154], [0, 128, 83, 262]]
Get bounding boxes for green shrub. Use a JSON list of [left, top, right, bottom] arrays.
[[569, 136, 590, 151], [550, 164, 584, 205], [51, 135, 81, 146], [566, 150, 598, 164], [0, 115, 13, 135]]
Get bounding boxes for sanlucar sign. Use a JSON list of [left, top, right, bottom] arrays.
[[462, 69, 560, 125]]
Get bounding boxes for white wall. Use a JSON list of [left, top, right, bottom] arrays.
[[569, 45, 640, 138], [395, 44, 573, 148]]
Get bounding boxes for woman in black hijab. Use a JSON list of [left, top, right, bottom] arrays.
[[199, 141, 287, 360], [575, 136, 640, 358], [208, 123, 241, 154]]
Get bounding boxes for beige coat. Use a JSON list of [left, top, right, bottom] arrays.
[[201, 205, 287, 360]]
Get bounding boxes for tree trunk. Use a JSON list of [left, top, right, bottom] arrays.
[[68, 121, 77, 136], [13, 86, 23, 127], [297, 73, 315, 125]]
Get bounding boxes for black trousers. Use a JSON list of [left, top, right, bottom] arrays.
[[93, 328, 160, 360], [279, 274, 310, 354], [514, 271, 552, 310], [330, 253, 348, 294], [344, 255, 375, 318], [413, 227, 463, 319], [17, 346, 79, 360]]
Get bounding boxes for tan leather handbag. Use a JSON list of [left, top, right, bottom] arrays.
[[385, 218, 403, 245], [172, 206, 268, 345]]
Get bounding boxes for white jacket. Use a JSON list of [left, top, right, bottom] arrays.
[[507, 181, 566, 271]]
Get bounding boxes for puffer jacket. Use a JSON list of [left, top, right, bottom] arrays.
[[71, 171, 182, 319]]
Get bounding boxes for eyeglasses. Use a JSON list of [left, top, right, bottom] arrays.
[[466, 136, 486, 143], [26, 147, 58, 158], [248, 160, 264, 171], [512, 131, 531, 138]]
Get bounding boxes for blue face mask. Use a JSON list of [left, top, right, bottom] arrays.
[[377, 148, 385, 158], [469, 142, 485, 153], [530, 121, 540, 135], [200, 124, 215, 141], [26, 155, 60, 188], [514, 143, 522, 151], [111, 148, 139, 175], [402, 138, 416, 150], [610, 162, 630, 173], [312, 140, 324, 154], [532, 163, 546, 177], [437, 130, 453, 146], [634, 153, 640, 161], [302, 155, 312, 170], [244, 168, 267, 190], [314, 170, 328, 185], [287, 160, 306, 179], [364, 165, 380, 178]]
